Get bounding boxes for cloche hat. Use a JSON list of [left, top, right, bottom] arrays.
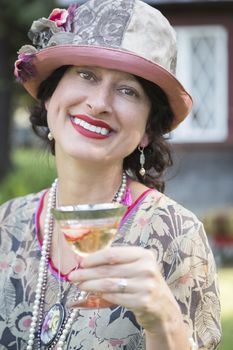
[[14, 0, 192, 130]]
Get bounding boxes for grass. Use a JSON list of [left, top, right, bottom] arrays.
[[0, 148, 232, 349], [218, 267, 233, 350], [0, 147, 56, 205]]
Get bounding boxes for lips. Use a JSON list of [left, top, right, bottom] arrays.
[[70, 114, 113, 139]]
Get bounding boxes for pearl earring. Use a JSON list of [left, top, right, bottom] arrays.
[[48, 131, 54, 141], [138, 146, 146, 176]]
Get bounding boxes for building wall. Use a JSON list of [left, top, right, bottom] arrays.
[[165, 150, 233, 216], [154, 2, 233, 215], [160, 2, 233, 145]]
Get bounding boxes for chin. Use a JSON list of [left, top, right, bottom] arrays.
[[64, 147, 106, 163]]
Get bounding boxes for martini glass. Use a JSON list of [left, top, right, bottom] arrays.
[[52, 203, 127, 308]]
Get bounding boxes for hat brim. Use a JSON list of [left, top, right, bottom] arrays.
[[23, 45, 192, 130]]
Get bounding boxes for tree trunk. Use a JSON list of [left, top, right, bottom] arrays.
[[0, 38, 12, 180]]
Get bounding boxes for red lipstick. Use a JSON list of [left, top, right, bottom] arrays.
[[69, 114, 112, 140], [72, 114, 112, 129]]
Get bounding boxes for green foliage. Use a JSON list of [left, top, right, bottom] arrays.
[[220, 316, 233, 350], [218, 267, 233, 350], [203, 209, 233, 237], [0, 148, 56, 205], [2, 0, 56, 28], [1, 0, 56, 52], [1, 0, 57, 95], [0, 0, 57, 179]]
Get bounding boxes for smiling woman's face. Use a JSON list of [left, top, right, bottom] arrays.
[[45, 66, 151, 167]]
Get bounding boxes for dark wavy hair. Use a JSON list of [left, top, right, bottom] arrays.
[[29, 65, 174, 192]]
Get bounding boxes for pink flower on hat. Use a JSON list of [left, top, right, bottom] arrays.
[[48, 4, 77, 32], [14, 55, 24, 78], [48, 8, 69, 27], [14, 51, 36, 82]]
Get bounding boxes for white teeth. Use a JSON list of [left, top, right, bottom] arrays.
[[83, 122, 89, 130], [90, 125, 96, 132], [100, 128, 108, 135], [71, 116, 110, 136], [74, 118, 80, 125]]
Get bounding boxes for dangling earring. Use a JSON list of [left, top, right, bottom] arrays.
[[48, 131, 54, 141], [138, 146, 146, 176]]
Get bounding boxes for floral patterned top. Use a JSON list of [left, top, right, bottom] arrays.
[[0, 189, 221, 349]]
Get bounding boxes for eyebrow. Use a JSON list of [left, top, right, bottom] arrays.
[[122, 74, 138, 83], [79, 66, 138, 83]]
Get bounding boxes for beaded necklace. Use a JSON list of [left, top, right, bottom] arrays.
[[27, 173, 127, 349]]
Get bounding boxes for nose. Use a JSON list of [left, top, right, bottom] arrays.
[[86, 85, 113, 116]]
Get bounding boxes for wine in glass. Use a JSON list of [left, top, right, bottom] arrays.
[[52, 203, 127, 308]]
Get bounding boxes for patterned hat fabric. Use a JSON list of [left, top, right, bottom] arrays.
[[14, 0, 192, 129]]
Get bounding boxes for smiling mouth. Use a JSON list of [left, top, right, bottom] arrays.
[[69, 114, 113, 139]]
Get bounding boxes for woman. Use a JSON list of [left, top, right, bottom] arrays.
[[0, 0, 221, 349]]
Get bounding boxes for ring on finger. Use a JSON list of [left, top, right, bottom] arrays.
[[117, 278, 127, 293]]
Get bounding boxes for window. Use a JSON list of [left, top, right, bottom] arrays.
[[171, 25, 228, 143]]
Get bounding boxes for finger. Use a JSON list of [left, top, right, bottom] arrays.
[[66, 278, 136, 309], [100, 292, 147, 312], [67, 292, 142, 311], [77, 278, 134, 293], [68, 260, 155, 282], [77, 276, 157, 297], [80, 246, 151, 268]]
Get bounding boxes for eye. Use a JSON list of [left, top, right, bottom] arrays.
[[78, 70, 95, 81], [119, 87, 138, 97]]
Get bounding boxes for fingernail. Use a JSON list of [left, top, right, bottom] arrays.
[[69, 265, 80, 273], [67, 273, 81, 285], [79, 260, 85, 269]]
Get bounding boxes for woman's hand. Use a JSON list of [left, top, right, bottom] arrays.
[[68, 246, 183, 334]]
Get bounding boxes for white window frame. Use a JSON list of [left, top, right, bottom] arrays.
[[171, 25, 228, 143]]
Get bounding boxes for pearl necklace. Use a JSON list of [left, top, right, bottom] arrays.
[[27, 172, 127, 350]]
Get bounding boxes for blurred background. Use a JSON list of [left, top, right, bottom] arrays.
[[0, 0, 232, 349]]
